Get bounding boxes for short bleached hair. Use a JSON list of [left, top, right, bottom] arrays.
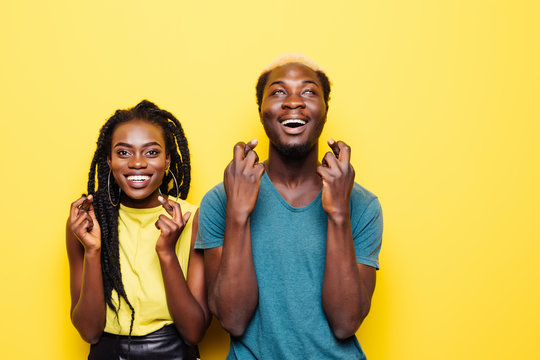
[[261, 53, 326, 74], [256, 53, 331, 110]]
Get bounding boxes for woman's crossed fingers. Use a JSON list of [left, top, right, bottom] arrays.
[[155, 195, 191, 253]]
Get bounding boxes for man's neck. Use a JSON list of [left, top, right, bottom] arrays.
[[265, 143, 321, 189]]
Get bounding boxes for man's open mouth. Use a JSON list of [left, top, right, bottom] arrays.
[[281, 119, 306, 128]]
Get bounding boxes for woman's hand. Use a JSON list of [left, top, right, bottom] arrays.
[[317, 139, 355, 219], [223, 139, 265, 219], [69, 195, 101, 251], [155, 195, 191, 255]]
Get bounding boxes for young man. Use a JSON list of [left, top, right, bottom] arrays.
[[196, 55, 383, 359]]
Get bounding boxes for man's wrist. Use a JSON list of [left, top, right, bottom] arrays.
[[326, 210, 351, 226], [226, 205, 251, 225]]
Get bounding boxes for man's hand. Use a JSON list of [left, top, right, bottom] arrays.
[[317, 139, 355, 218], [223, 139, 265, 219]]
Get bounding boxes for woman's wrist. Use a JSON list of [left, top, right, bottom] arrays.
[[156, 245, 177, 260], [84, 246, 101, 259]]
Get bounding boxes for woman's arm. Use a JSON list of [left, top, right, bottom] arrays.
[[156, 202, 210, 345], [66, 196, 106, 344]]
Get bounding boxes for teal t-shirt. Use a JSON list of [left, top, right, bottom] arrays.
[[196, 172, 383, 360]]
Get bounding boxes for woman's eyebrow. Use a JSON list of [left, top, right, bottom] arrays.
[[113, 141, 163, 148]]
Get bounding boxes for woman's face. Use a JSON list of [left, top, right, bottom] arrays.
[[107, 119, 170, 208]]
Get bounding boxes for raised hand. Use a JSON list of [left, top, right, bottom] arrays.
[[317, 139, 355, 217], [223, 139, 265, 218], [69, 195, 101, 251], [155, 195, 191, 254]]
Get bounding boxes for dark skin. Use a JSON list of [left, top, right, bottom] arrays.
[[204, 63, 376, 339], [66, 120, 209, 345]]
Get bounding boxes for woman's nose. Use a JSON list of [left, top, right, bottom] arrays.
[[128, 155, 147, 168]]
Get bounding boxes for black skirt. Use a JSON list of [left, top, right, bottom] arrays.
[[88, 324, 199, 360]]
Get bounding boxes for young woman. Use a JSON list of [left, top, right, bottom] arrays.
[[67, 100, 209, 359]]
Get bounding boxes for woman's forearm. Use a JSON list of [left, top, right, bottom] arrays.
[[158, 250, 208, 345], [71, 248, 106, 344]]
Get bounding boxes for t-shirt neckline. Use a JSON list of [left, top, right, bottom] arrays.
[[262, 171, 322, 213]]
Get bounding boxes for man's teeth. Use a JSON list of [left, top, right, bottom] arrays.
[[127, 175, 150, 182], [282, 119, 306, 126]]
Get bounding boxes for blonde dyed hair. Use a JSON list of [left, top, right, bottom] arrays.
[[255, 53, 331, 110], [261, 53, 326, 74]]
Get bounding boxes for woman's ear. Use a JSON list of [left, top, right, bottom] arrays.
[[107, 156, 111, 168], [165, 154, 171, 170]]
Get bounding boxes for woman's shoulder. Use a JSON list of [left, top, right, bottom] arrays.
[[171, 197, 199, 214]]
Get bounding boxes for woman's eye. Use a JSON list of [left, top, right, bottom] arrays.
[[146, 149, 160, 156], [303, 89, 316, 95], [272, 89, 285, 95], [117, 150, 130, 156]]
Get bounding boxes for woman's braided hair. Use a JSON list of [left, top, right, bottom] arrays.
[[87, 100, 191, 336]]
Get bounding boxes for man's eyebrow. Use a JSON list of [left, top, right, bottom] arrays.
[[302, 80, 319, 86], [268, 80, 320, 87], [269, 80, 285, 86], [113, 141, 163, 148]]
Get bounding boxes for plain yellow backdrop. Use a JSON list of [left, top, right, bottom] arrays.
[[1, 0, 539, 359]]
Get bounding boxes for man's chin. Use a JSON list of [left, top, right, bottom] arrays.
[[274, 142, 314, 159]]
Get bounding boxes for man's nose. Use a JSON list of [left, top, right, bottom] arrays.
[[282, 93, 305, 109]]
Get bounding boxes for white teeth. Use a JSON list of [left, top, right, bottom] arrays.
[[281, 119, 306, 126], [127, 175, 150, 182]]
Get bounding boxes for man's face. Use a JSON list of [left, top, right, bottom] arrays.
[[259, 63, 327, 158]]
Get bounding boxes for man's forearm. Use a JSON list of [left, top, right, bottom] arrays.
[[210, 214, 259, 337], [322, 215, 372, 339]]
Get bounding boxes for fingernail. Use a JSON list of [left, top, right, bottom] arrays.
[[328, 138, 335, 144], [158, 195, 163, 202]]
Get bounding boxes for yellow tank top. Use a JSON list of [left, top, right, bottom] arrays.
[[104, 198, 198, 336]]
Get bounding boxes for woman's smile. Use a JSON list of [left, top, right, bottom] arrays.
[[124, 174, 153, 188]]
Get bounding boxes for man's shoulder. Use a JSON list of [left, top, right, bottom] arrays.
[[351, 182, 379, 208], [350, 182, 382, 229], [201, 182, 226, 206]]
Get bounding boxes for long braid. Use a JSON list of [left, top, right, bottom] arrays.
[[86, 100, 190, 356], [87, 110, 135, 332]]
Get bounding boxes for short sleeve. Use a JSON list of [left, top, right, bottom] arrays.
[[351, 191, 383, 269], [195, 183, 227, 250]]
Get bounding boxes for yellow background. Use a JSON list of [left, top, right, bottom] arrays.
[[1, 1, 539, 359]]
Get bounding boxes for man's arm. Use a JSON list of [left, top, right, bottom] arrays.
[[204, 140, 265, 337], [322, 215, 376, 339], [317, 139, 380, 339]]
